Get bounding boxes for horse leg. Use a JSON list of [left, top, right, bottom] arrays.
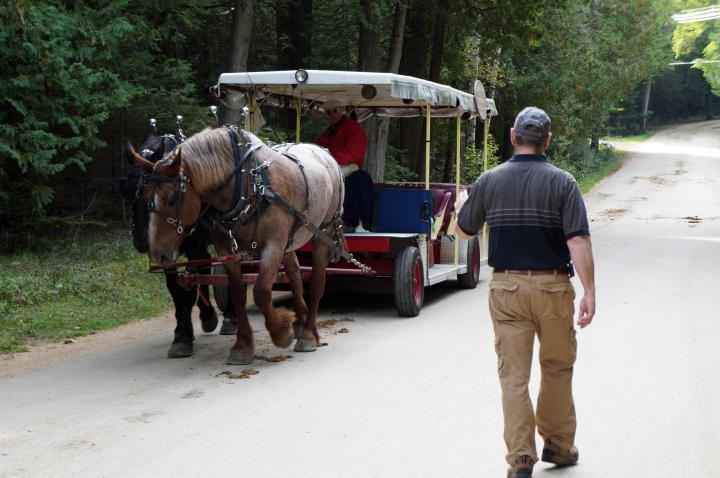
[[176, 226, 220, 333], [254, 245, 296, 349], [165, 270, 196, 358], [295, 237, 331, 352], [219, 289, 238, 335], [196, 281, 218, 332], [282, 252, 308, 339], [224, 263, 254, 365]]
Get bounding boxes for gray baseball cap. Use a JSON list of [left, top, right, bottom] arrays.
[[513, 106, 551, 139]]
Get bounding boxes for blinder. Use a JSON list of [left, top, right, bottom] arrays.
[[146, 170, 192, 236]]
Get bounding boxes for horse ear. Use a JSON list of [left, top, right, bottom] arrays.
[[175, 147, 185, 175], [129, 144, 154, 173]]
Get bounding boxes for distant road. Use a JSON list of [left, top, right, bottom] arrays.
[[1, 120, 719, 477]]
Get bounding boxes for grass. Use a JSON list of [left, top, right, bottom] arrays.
[[579, 150, 624, 193], [603, 132, 653, 143], [0, 229, 170, 354]]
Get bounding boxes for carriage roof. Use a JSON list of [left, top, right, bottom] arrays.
[[214, 70, 497, 120]]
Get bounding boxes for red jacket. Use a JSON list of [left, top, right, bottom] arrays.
[[317, 117, 368, 168]]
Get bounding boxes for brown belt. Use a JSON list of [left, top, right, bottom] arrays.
[[493, 267, 569, 276]]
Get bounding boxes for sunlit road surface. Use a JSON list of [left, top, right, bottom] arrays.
[[1, 121, 719, 478]]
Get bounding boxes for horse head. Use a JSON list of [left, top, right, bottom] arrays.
[[131, 146, 203, 264], [119, 135, 180, 253]]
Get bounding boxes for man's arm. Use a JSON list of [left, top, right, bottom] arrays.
[[567, 234, 595, 328], [332, 121, 367, 166]]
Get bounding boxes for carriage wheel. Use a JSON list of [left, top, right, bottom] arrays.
[[394, 246, 424, 317], [212, 265, 228, 311], [457, 236, 481, 289]]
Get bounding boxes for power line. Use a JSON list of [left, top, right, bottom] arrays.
[[672, 5, 720, 23]]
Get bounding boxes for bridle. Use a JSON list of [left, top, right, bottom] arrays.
[[145, 127, 261, 242], [146, 158, 193, 236]]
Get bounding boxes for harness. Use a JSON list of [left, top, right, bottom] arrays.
[[148, 127, 371, 273]]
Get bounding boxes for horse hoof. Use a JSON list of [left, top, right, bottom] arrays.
[[293, 323, 303, 339], [271, 329, 294, 349], [168, 342, 193, 358], [219, 317, 238, 335], [226, 349, 254, 365], [200, 310, 219, 333], [294, 337, 317, 353]]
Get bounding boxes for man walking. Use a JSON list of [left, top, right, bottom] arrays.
[[454, 107, 596, 478]]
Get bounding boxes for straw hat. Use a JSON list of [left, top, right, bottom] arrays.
[[322, 98, 344, 112]]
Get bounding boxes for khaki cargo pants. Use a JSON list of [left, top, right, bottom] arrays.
[[489, 270, 578, 465]]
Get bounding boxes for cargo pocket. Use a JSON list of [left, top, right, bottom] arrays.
[[538, 282, 573, 320], [568, 328, 577, 366], [494, 336, 504, 375], [489, 281, 520, 320]]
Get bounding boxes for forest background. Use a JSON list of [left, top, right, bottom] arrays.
[[2, 0, 720, 352], [2, 0, 720, 238]]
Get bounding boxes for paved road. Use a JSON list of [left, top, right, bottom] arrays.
[[1, 120, 719, 478]]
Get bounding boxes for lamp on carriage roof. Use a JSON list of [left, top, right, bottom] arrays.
[[361, 85, 377, 100], [294, 69, 309, 83]]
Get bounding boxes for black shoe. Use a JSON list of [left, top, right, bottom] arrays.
[[507, 455, 533, 478], [541, 442, 579, 466]]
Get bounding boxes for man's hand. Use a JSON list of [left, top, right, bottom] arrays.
[[567, 235, 596, 329], [454, 189, 469, 213], [577, 292, 595, 328]]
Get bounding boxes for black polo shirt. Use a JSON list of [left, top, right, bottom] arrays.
[[457, 154, 590, 270]]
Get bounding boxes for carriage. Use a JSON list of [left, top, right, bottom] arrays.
[[206, 69, 498, 317]]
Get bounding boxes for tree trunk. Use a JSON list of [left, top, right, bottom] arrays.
[[365, 2, 407, 183], [398, 0, 434, 180], [428, 0, 447, 83], [357, 0, 383, 181], [220, 0, 255, 126], [358, 0, 382, 72], [705, 87, 714, 120], [641, 78, 652, 132], [429, 0, 450, 180], [276, 0, 313, 130]]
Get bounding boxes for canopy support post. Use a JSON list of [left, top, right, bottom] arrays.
[[455, 109, 462, 267], [482, 114, 490, 260], [295, 99, 302, 144], [425, 103, 431, 190]]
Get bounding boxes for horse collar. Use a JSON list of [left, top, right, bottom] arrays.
[[214, 128, 263, 223]]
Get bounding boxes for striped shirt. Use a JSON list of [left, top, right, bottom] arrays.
[[457, 154, 589, 269]]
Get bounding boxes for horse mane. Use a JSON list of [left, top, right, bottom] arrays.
[[179, 128, 237, 193]]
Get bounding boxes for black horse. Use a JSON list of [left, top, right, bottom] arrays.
[[118, 132, 237, 358]]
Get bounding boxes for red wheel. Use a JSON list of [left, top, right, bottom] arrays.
[[458, 236, 481, 289], [394, 246, 424, 317]]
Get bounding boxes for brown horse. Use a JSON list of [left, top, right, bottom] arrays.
[[131, 127, 344, 365]]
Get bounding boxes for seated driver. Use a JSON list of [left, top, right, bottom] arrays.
[[317, 99, 375, 232]]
